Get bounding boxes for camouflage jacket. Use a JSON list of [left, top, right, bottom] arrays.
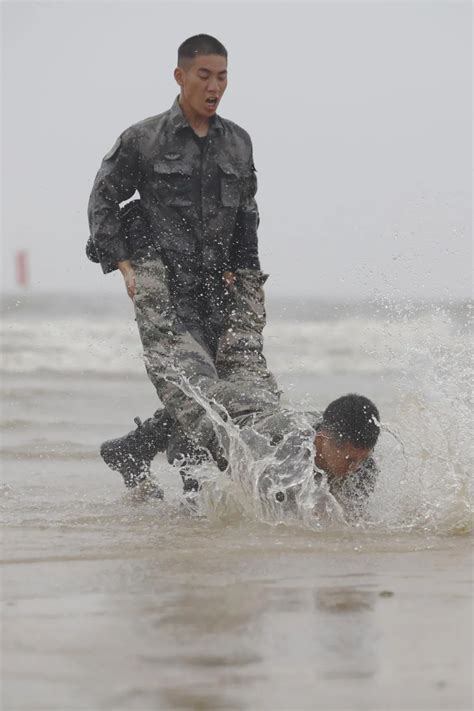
[[88, 97, 260, 275], [235, 408, 378, 521]]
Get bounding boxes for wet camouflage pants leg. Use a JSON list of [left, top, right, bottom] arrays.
[[214, 269, 280, 414], [132, 258, 280, 456], [132, 256, 219, 447]]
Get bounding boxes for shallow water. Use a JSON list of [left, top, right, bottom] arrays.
[[1, 294, 472, 709]]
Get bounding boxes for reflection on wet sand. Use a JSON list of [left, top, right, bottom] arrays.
[[103, 584, 268, 710], [144, 582, 383, 708], [316, 586, 376, 613], [3, 522, 471, 710], [315, 587, 377, 680]]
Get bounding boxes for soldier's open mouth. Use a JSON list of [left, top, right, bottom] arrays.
[[206, 97, 218, 106]]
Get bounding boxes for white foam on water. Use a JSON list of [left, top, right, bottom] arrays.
[[1, 318, 143, 375], [0, 310, 463, 376], [367, 307, 473, 535]]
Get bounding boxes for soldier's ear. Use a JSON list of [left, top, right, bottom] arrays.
[[174, 67, 184, 87]]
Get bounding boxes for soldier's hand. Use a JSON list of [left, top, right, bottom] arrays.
[[117, 260, 136, 301], [223, 271, 236, 289]]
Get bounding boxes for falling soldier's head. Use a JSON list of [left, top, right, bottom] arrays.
[[315, 394, 380, 477]]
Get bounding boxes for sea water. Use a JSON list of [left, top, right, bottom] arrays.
[[1, 293, 472, 710]]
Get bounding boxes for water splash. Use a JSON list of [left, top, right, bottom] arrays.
[[3, 295, 470, 534], [166, 303, 473, 535], [364, 301, 472, 534], [164, 375, 360, 530]]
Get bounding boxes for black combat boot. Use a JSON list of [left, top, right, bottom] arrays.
[[100, 410, 173, 496]]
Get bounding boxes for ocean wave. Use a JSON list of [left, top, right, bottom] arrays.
[[0, 312, 466, 377], [0, 442, 98, 461]]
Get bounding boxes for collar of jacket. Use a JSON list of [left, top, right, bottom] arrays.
[[169, 96, 225, 134]]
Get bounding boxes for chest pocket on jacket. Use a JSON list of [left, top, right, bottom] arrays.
[[153, 160, 194, 207], [218, 160, 243, 208]]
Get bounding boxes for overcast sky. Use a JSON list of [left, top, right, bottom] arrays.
[[2, 0, 471, 300]]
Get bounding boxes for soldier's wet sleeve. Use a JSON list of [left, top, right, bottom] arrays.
[[88, 130, 141, 273], [229, 155, 261, 271], [238, 410, 316, 518]]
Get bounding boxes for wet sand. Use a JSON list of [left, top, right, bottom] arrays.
[[2, 458, 472, 711]]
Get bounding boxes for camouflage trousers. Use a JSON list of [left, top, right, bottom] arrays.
[[131, 256, 280, 460]]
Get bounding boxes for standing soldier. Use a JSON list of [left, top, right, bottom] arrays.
[[88, 34, 277, 494]]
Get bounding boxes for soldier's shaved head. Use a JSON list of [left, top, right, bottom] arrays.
[[322, 394, 380, 449], [175, 36, 228, 124], [178, 34, 228, 67], [314, 394, 380, 479]]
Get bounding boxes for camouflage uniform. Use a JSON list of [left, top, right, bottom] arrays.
[[88, 98, 377, 512], [88, 96, 260, 280], [88, 97, 265, 466], [236, 408, 378, 520], [132, 251, 376, 518], [132, 257, 280, 463]]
